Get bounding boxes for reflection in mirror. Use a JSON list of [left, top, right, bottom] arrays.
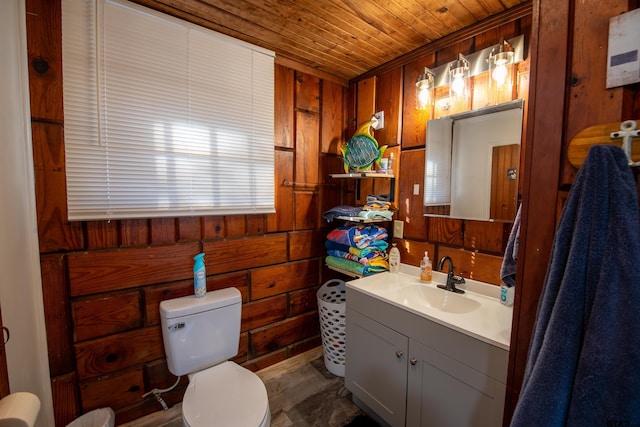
[[424, 100, 524, 222]]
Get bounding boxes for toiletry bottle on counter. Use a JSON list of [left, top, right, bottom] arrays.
[[389, 243, 400, 273], [420, 251, 432, 283], [500, 282, 514, 307], [193, 253, 207, 298], [388, 152, 394, 175]]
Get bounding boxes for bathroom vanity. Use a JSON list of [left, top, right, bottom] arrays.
[[345, 266, 512, 427]]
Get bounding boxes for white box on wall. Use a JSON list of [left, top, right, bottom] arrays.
[[606, 8, 640, 88]]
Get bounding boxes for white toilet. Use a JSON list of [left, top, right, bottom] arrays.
[[160, 287, 270, 427]]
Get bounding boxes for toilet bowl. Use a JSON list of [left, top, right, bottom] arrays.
[[160, 288, 270, 427], [182, 362, 269, 427]]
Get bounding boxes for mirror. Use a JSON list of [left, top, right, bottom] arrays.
[[424, 100, 524, 222]]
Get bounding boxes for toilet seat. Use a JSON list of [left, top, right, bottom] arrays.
[[182, 361, 270, 427]]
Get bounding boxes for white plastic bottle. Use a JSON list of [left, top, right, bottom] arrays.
[[389, 243, 401, 273], [388, 152, 395, 175], [193, 253, 207, 298], [420, 251, 432, 283], [500, 283, 514, 306]]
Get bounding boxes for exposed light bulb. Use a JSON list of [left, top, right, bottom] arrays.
[[415, 67, 435, 110], [416, 82, 430, 109], [489, 40, 514, 88], [451, 73, 466, 97], [492, 63, 508, 85]]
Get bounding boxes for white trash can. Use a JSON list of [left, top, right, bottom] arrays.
[[317, 279, 346, 377], [65, 408, 115, 427]]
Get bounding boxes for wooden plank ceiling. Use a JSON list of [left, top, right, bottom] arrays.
[[132, 0, 530, 83]]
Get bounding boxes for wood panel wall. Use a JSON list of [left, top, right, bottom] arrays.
[[25, 0, 346, 424]]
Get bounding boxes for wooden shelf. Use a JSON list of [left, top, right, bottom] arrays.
[[326, 265, 363, 278], [325, 264, 387, 278], [330, 172, 395, 179]]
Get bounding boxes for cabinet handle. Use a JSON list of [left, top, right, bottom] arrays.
[[395, 351, 403, 358], [410, 358, 417, 365]]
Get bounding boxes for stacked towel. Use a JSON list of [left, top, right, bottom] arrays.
[[511, 145, 640, 426], [322, 205, 361, 222], [357, 210, 394, 221], [323, 195, 395, 223], [325, 224, 389, 276], [325, 240, 388, 266], [325, 255, 387, 276], [326, 224, 388, 249], [363, 195, 392, 211]]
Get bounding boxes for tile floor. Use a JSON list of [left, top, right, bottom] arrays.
[[119, 347, 379, 427]]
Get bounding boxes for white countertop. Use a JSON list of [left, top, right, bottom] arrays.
[[346, 265, 513, 350]]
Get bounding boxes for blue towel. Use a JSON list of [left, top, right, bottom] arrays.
[[322, 205, 361, 222], [500, 203, 521, 287], [511, 145, 640, 426]]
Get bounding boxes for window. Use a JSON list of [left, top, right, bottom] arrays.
[[424, 118, 453, 206], [62, 0, 275, 221]]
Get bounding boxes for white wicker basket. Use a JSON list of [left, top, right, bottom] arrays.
[[317, 279, 347, 377]]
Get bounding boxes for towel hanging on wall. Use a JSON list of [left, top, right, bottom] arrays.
[[500, 203, 521, 288], [511, 145, 640, 426]]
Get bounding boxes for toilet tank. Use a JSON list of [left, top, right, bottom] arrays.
[[160, 287, 241, 376]]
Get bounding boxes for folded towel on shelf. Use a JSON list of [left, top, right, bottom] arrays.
[[367, 194, 391, 202], [325, 240, 389, 258], [326, 224, 388, 249], [327, 248, 388, 266], [327, 249, 361, 264], [322, 205, 362, 222], [364, 256, 389, 270], [362, 196, 392, 211], [325, 255, 388, 276], [499, 203, 521, 287], [357, 210, 394, 220]]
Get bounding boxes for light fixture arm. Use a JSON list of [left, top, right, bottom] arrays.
[[416, 67, 435, 86], [489, 38, 514, 66], [449, 53, 469, 76]]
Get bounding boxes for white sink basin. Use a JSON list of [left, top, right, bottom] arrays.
[[398, 284, 481, 313]]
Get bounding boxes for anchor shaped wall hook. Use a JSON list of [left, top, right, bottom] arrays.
[[610, 120, 640, 166]]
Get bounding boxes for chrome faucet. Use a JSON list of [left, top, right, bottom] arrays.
[[436, 256, 465, 294]]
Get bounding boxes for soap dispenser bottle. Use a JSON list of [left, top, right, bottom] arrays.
[[420, 251, 432, 283], [389, 243, 400, 273], [193, 253, 207, 298]]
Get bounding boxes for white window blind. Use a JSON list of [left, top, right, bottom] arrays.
[[62, 0, 275, 221], [424, 118, 453, 206]]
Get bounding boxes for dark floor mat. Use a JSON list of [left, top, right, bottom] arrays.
[[343, 414, 380, 426]]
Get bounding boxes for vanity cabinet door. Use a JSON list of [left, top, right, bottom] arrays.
[[406, 339, 506, 427], [345, 309, 408, 427]]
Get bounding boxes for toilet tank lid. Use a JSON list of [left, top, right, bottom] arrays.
[[160, 287, 241, 319]]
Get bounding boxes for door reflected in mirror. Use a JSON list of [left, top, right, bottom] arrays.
[[424, 100, 524, 222]]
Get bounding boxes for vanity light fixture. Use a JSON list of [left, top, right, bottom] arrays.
[[415, 67, 435, 110], [448, 53, 470, 99], [488, 38, 515, 86]]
